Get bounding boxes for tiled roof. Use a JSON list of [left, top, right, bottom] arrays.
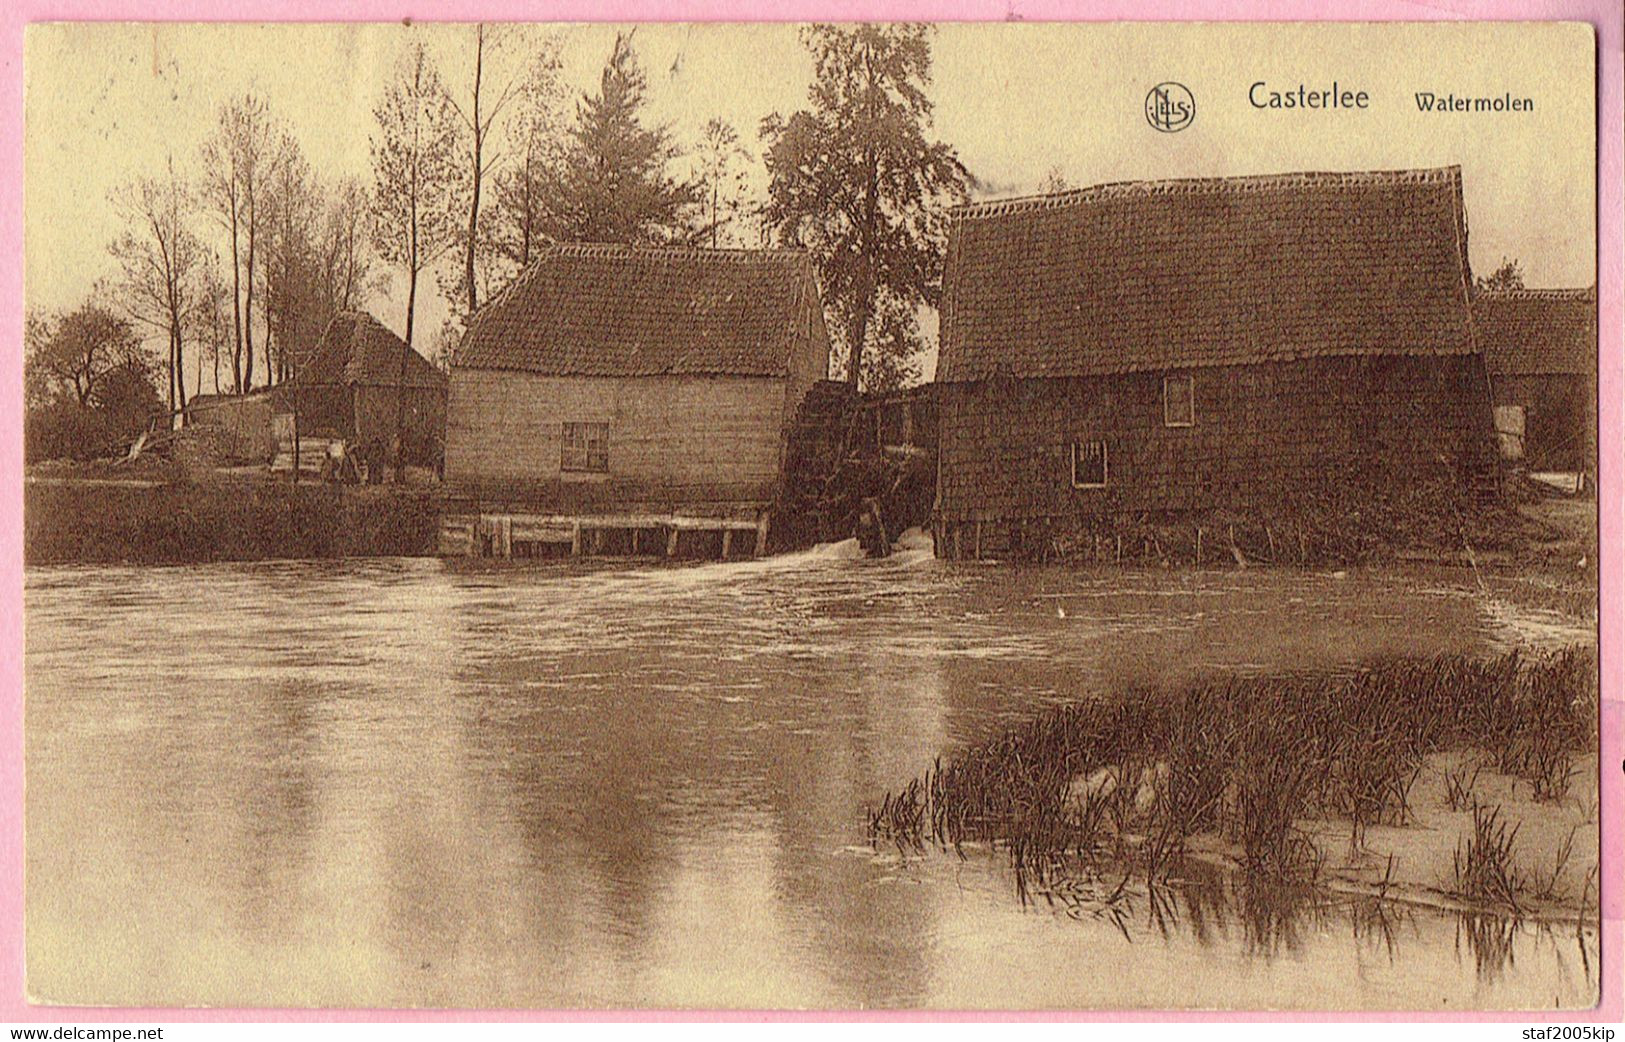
[[302, 311, 446, 390], [456, 244, 818, 377], [1473, 288, 1596, 376], [937, 167, 1477, 383]]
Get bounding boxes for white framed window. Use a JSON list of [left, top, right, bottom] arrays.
[[1071, 439, 1108, 488], [561, 421, 609, 473], [1164, 373, 1195, 427]]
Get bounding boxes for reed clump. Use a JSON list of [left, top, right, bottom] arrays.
[[870, 648, 1594, 901], [1442, 762, 1481, 812], [1451, 802, 1525, 911]]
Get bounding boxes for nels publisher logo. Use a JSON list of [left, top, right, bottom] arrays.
[[1146, 82, 1195, 132]]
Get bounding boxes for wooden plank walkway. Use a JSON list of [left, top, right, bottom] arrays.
[[440, 511, 771, 560]]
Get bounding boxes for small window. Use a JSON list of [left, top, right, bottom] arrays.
[[1164, 373, 1195, 427], [1071, 439, 1108, 488], [561, 421, 609, 473]]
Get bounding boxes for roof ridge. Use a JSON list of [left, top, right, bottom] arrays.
[[1476, 286, 1597, 301], [537, 242, 809, 263], [952, 165, 1463, 222], [318, 309, 404, 345]]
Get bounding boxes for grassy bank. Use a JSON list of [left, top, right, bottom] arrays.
[[870, 650, 1598, 919], [25, 476, 440, 565]]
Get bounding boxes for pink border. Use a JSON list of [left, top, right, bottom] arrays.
[[2, 0, 1619, 1024]]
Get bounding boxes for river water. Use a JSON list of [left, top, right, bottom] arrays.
[[24, 541, 1598, 1009]]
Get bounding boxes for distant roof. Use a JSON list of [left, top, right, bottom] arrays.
[[937, 166, 1477, 383], [456, 244, 819, 378], [1473, 288, 1596, 376], [302, 311, 446, 390]]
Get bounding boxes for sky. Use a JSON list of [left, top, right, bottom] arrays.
[[24, 20, 1597, 394]]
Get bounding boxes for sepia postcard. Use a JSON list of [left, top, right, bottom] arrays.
[[14, 14, 1611, 1016]]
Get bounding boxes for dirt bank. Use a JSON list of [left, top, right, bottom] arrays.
[[25, 471, 440, 565]]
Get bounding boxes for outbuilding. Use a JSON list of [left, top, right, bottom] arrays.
[[281, 310, 448, 470], [1473, 287, 1596, 475]]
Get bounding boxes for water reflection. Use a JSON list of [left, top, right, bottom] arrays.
[[24, 551, 1596, 1008]]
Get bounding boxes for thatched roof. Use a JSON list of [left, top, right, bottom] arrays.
[[937, 166, 1477, 383], [456, 244, 819, 378], [302, 311, 445, 390], [1473, 288, 1596, 376]]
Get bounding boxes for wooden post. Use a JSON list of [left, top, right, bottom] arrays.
[[571, 521, 582, 557], [666, 526, 679, 557], [755, 514, 771, 558], [1196, 526, 1203, 566], [721, 528, 733, 559]]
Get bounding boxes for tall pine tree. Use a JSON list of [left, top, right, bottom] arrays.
[[543, 33, 698, 244]]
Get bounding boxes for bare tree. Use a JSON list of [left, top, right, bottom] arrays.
[[492, 40, 568, 272], [263, 132, 320, 384], [371, 42, 459, 479], [318, 179, 376, 314], [201, 95, 278, 392], [191, 252, 233, 395], [443, 23, 524, 319], [693, 117, 755, 248], [110, 157, 204, 420], [370, 43, 459, 352]]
